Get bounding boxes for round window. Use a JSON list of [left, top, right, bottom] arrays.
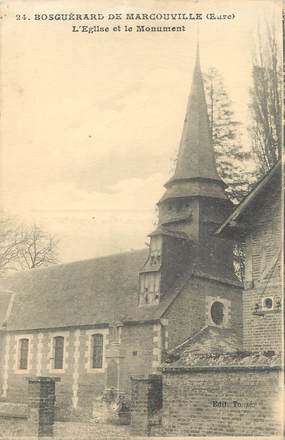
[[263, 298, 273, 309], [210, 301, 224, 325]]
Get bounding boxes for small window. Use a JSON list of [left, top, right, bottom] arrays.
[[53, 336, 64, 369], [211, 301, 224, 325], [91, 334, 103, 369], [262, 297, 273, 310], [133, 351, 138, 357], [19, 338, 29, 370]]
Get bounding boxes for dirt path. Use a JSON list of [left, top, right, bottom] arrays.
[[54, 421, 130, 440]]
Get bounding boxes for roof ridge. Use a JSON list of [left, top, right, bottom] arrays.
[[1, 248, 147, 279]]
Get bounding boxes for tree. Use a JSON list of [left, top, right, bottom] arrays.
[[15, 224, 59, 271], [233, 241, 246, 283], [0, 216, 25, 276], [248, 21, 282, 176], [203, 67, 254, 204], [0, 216, 59, 275], [203, 68, 253, 282]]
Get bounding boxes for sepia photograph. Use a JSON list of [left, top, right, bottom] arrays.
[[0, 0, 283, 438]]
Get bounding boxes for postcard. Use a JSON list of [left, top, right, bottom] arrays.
[[0, 0, 283, 438]]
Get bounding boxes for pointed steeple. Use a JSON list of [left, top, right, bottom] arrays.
[[140, 44, 236, 306], [175, 43, 220, 180], [161, 44, 226, 203]]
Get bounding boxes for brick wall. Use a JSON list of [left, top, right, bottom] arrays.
[[154, 368, 282, 436], [27, 377, 58, 437], [243, 284, 282, 352], [243, 187, 282, 352], [130, 377, 151, 436], [130, 375, 162, 436], [165, 277, 242, 350], [245, 190, 281, 286]]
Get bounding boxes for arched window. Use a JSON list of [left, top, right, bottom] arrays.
[[53, 336, 64, 369], [92, 334, 103, 369], [210, 301, 224, 325], [19, 338, 29, 370]]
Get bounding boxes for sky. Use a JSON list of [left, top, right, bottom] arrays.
[[1, 0, 282, 263]]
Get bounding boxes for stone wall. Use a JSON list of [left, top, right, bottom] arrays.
[[155, 367, 282, 437]]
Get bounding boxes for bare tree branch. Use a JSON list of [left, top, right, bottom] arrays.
[[0, 216, 60, 275]]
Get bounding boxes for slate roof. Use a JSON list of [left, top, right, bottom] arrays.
[[0, 291, 13, 327], [0, 249, 187, 332], [216, 160, 281, 237], [161, 45, 226, 203], [162, 326, 281, 370], [172, 46, 221, 183]]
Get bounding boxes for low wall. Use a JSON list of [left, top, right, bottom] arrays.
[[130, 367, 283, 437], [160, 367, 282, 437]]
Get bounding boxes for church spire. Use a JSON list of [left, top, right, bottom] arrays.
[[139, 44, 236, 306], [173, 43, 221, 182], [161, 44, 226, 202]]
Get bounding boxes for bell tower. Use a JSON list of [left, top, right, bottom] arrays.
[[158, 45, 229, 228], [139, 45, 236, 306]]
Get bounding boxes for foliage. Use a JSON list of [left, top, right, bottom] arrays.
[[203, 67, 254, 204], [233, 241, 246, 283], [248, 20, 282, 176]]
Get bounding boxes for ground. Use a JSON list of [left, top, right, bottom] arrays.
[[0, 419, 132, 440]]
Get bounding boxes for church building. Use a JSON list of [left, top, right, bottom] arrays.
[[139, 159, 282, 437], [0, 45, 281, 434]]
